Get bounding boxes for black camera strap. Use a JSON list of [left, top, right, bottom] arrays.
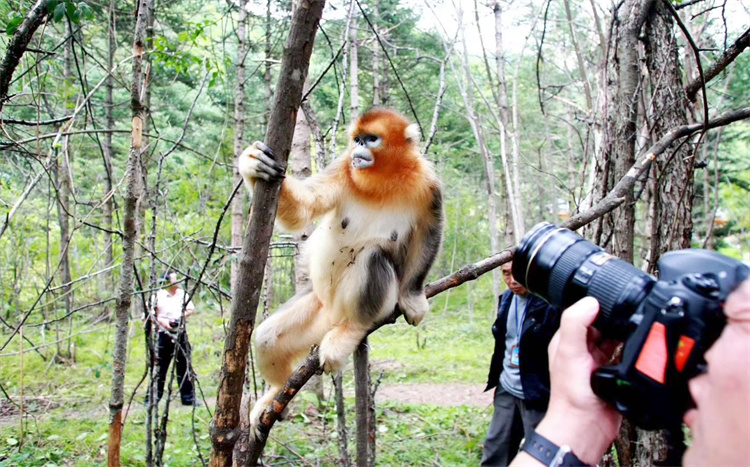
[[522, 432, 589, 467]]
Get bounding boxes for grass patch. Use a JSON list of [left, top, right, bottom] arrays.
[[1, 275, 499, 465]]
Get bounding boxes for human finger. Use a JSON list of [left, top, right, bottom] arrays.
[[558, 296, 600, 354]]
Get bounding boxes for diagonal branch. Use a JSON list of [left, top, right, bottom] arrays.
[[0, 0, 49, 111], [684, 27, 750, 102]]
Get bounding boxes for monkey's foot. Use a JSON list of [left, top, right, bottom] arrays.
[[248, 388, 282, 440], [318, 343, 348, 374], [400, 293, 429, 325]]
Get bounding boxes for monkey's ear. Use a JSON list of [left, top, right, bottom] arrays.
[[405, 123, 421, 143]]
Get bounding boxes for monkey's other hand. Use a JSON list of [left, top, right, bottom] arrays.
[[238, 141, 285, 183], [400, 292, 429, 326]]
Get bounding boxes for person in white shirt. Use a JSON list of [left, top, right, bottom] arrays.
[[148, 270, 197, 406]]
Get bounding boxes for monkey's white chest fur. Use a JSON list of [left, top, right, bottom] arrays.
[[305, 199, 415, 323]]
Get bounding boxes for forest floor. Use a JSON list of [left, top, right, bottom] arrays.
[[375, 382, 492, 408]]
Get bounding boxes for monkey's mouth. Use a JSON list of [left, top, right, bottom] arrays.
[[351, 153, 374, 169]]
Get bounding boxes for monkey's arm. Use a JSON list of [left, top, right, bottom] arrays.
[[238, 141, 344, 231], [398, 182, 444, 325]]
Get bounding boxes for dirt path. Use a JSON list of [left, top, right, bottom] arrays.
[[374, 382, 493, 408]]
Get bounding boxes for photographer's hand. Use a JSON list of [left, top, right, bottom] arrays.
[[510, 297, 621, 466]]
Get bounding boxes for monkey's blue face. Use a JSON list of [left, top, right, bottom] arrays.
[[351, 133, 382, 169]]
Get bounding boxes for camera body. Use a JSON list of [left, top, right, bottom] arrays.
[[513, 222, 749, 429]]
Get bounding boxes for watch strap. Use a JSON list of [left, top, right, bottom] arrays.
[[522, 431, 589, 467]]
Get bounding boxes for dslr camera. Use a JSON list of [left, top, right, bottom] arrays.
[[513, 222, 749, 429]]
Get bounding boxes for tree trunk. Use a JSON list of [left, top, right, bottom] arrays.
[[491, 0, 524, 242], [55, 36, 74, 361], [646, 0, 694, 264], [334, 371, 352, 466], [457, 8, 502, 300], [103, 0, 116, 293], [290, 103, 324, 401], [231, 0, 248, 294], [354, 342, 374, 467], [230, 3, 251, 464], [264, 0, 273, 131], [108, 1, 149, 465], [209, 2, 325, 464], [641, 4, 694, 464]]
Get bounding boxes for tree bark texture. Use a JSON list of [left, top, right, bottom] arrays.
[[645, 0, 694, 268], [103, 0, 116, 292], [334, 371, 352, 466], [208, 2, 325, 465], [0, 0, 49, 111], [108, 1, 149, 465], [229, 4, 251, 464], [589, 0, 655, 263], [354, 340, 375, 467]]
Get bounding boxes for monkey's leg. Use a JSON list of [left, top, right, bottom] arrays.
[[249, 288, 329, 437], [319, 247, 399, 373]]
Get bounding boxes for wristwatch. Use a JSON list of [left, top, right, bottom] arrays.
[[522, 432, 589, 467]]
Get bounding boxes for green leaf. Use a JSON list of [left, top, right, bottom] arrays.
[[6, 437, 19, 446], [46, 0, 60, 11], [53, 3, 66, 22], [75, 432, 90, 441], [6, 15, 22, 36], [78, 2, 94, 20]]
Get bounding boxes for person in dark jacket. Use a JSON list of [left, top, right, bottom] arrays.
[[481, 261, 561, 466]]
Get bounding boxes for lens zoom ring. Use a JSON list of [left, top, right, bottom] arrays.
[[587, 260, 638, 318], [548, 240, 595, 305]]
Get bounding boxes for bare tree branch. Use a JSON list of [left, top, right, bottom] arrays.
[[0, 0, 49, 111], [684, 27, 750, 102]]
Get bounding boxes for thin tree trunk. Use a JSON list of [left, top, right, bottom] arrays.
[[103, 0, 116, 293], [349, 18, 359, 117], [209, 2, 325, 464], [354, 342, 374, 467], [264, 0, 272, 131], [108, 1, 148, 464], [332, 0, 355, 157], [456, 8, 502, 300], [334, 371, 352, 466], [231, 0, 248, 295], [491, 0, 524, 242], [55, 36, 74, 360], [289, 104, 324, 401], [229, 4, 251, 464]]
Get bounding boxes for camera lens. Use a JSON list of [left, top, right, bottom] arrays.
[[513, 222, 656, 339]]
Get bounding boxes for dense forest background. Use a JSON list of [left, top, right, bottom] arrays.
[[0, 0, 748, 465]]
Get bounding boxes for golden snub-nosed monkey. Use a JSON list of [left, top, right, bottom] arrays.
[[238, 107, 443, 435]]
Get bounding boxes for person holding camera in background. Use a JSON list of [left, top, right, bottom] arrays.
[[481, 261, 561, 466], [509, 278, 750, 467], [148, 270, 198, 406]]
